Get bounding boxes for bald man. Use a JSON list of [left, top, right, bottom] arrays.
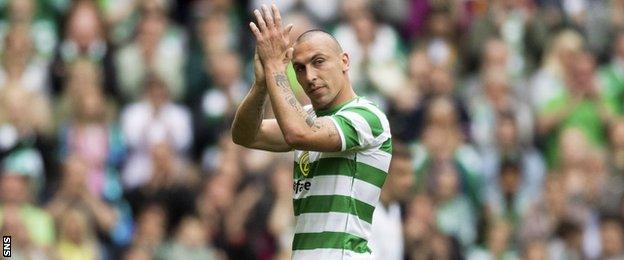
[[232, 5, 392, 259]]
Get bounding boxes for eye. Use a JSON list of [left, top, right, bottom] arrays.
[[314, 58, 325, 65], [294, 65, 304, 72]]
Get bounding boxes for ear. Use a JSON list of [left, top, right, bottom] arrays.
[[341, 52, 350, 72]]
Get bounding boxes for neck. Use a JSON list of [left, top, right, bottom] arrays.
[[314, 82, 357, 111]]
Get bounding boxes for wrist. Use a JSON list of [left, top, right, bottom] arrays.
[[263, 61, 287, 74], [253, 80, 266, 89], [252, 83, 267, 94]]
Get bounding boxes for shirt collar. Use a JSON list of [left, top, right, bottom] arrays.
[[314, 96, 358, 117]]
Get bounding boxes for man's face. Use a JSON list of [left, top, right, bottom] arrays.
[[292, 37, 348, 109]]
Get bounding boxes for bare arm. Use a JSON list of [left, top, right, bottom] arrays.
[[265, 70, 341, 151], [231, 51, 291, 152], [231, 84, 293, 152], [250, 5, 342, 152]]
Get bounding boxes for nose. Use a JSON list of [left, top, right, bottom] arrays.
[[305, 65, 317, 83]]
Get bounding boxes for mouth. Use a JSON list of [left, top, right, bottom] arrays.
[[308, 85, 325, 95]]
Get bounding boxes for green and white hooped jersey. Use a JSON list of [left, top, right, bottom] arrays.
[[292, 97, 392, 259]]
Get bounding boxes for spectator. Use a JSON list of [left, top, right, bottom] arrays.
[[58, 85, 124, 199], [0, 85, 53, 196], [0, 24, 50, 95], [394, 67, 471, 142], [120, 75, 192, 188], [0, 0, 59, 60], [55, 208, 100, 260], [155, 216, 222, 259], [124, 142, 197, 232], [548, 220, 586, 259], [411, 96, 483, 208], [481, 113, 546, 222], [0, 202, 48, 259], [467, 219, 519, 260], [531, 29, 583, 112], [599, 30, 624, 117], [185, 9, 238, 109], [522, 240, 548, 260], [370, 142, 414, 260], [57, 81, 135, 249], [251, 0, 339, 25], [334, 4, 406, 109], [122, 246, 152, 260], [51, 0, 117, 98], [387, 49, 429, 142], [131, 203, 168, 255], [467, 0, 535, 76], [404, 194, 463, 259], [463, 38, 521, 103], [267, 160, 295, 260], [536, 50, 609, 167], [46, 155, 125, 255], [470, 68, 534, 148], [485, 160, 528, 225], [0, 169, 55, 249], [598, 119, 624, 215], [599, 216, 624, 259], [115, 3, 186, 101], [432, 166, 477, 249], [193, 51, 248, 159], [520, 174, 567, 243]]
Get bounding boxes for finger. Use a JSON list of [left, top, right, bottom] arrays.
[[253, 9, 267, 32], [283, 23, 294, 38], [272, 4, 281, 30], [249, 22, 261, 39], [261, 5, 274, 30], [254, 46, 261, 59]]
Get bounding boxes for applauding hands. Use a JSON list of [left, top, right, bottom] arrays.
[[249, 4, 294, 71]]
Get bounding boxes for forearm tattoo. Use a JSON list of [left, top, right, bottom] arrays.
[[273, 73, 321, 131]]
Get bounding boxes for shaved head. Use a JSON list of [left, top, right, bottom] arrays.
[[295, 29, 343, 54], [291, 28, 354, 110]]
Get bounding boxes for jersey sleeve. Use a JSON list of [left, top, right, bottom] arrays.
[[329, 105, 389, 152]]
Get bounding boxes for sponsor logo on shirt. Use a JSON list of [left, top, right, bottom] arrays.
[[293, 179, 311, 194]]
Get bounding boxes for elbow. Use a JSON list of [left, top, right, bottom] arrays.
[[284, 130, 308, 148], [232, 135, 251, 147], [231, 126, 251, 147]]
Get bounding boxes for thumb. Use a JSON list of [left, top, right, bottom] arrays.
[[283, 24, 294, 39], [286, 47, 294, 60]]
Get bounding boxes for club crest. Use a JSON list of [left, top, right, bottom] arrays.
[[298, 151, 310, 177]]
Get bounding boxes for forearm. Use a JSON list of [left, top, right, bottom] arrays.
[[231, 84, 268, 145], [264, 66, 318, 141]]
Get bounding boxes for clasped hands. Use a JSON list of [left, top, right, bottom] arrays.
[[249, 4, 294, 73]]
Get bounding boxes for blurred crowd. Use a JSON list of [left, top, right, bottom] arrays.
[[1, 0, 624, 259]]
